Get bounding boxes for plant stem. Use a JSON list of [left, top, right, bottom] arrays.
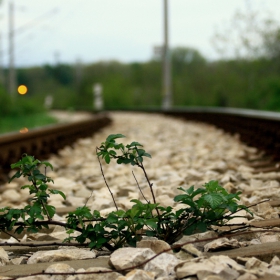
[[138, 163, 160, 217], [132, 170, 149, 204], [12, 219, 115, 251], [31, 177, 51, 221], [96, 148, 119, 211]]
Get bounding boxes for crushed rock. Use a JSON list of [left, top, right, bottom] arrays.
[[0, 112, 280, 279]]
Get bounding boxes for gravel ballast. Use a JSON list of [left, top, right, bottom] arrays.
[[0, 112, 280, 279]]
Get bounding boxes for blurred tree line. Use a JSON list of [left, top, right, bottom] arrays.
[[1, 7, 280, 112], [2, 45, 278, 112]]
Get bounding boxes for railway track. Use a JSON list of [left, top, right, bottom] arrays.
[[0, 112, 111, 182], [0, 108, 280, 279], [163, 107, 280, 161], [161, 107, 280, 174], [0, 107, 279, 182]]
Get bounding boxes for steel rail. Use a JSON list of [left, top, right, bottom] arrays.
[[0, 113, 111, 182], [0, 107, 279, 182], [161, 107, 280, 161]]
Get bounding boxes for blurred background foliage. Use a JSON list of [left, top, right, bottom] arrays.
[[4, 43, 280, 112], [1, 7, 280, 132]]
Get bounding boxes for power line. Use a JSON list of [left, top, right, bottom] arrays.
[[13, 7, 59, 36], [1, 4, 59, 67]]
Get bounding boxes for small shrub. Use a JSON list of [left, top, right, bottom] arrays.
[[0, 135, 252, 251]]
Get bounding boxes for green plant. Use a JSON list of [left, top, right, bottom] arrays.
[[157, 181, 252, 243], [0, 155, 65, 235], [0, 136, 252, 251], [96, 134, 253, 244]]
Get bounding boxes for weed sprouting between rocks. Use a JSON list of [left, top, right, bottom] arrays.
[[0, 134, 252, 251]]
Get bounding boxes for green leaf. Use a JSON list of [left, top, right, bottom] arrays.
[[145, 219, 158, 229], [137, 156, 143, 163], [226, 202, 238, 213], [127, 141, 143, 148], [39, 184, 48, 191], [15, 226, 25, 235], [45, 205, 56, 218], [117, 158, 132, 164], [96, 237, 108, 246], [191, 188, 206, 198], [196, 221, 208, 232], [109, 150, 117, 156], [106, 134, 125, 142], [136, 149, 146, 156], [20, 184, 32, 190], [104, 154, 111, 164], [202, 193, 225, 209], [9, 170, 22, 182], [49, 189, 66, 200], [0, 207, 9, 213], [42, 161, 54, 170], [204, 181, 226, 194], [114, 143, 124, 150], [187, 185, 194, 194], [92, 210, 101, 218], [143, 152, 152, 158], [146, 230, 156, 237], [33, 173, 46, 181], [10, 161, 22, 169], [107, 213, 119, 223]]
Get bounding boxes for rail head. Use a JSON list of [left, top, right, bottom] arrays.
[[0, 114, 112, 179]]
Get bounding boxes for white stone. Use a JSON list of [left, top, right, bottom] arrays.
[[259, 233, 279, 243], [86, 180, 106, 190], [236, 272, 258, 280], [2, 189, 21, 203], [45, 263, 75, 280], [65, 196, 86, 206], [175, 256, 242, 280], [118, 269, 155, 280], [136, 239, 172, 255], [2, 112, 280, 278], [27, 248, 96, 264], [79, 267, 122, 280], [90, 197, 114, 211], [10, 257, 26, 265], [245, 257, 269, 270], [74, 187, 92, 198], [50, 177, 80, 193], [155, 194, 175, 208], [204, 238, 240, 252], [225, 210, 249, 225], [0, 247, 9, 265], [144, 252, 179, 278], [176, 244, 203, 260], [110, 247, 155, 270], [270, 256, 280, 266]]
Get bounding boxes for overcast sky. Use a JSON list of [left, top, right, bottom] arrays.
[[0, 0, 279, 67]]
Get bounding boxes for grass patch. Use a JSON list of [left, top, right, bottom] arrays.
[[0, 113, 58, 134]]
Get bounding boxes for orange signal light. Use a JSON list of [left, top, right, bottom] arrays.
[[19, 127, 29, 133], [18, 85, 28, 95]]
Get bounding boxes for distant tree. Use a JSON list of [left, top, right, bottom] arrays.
[[211, 7, 280, 60], [172, 47, 206, 64], [171, 47, 206, 74]]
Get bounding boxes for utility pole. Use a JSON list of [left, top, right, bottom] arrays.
[[75, 58, 83, 94], [8, 0, 16, 97], [0, 32, 4, 85], [162, 0, 172, 109]]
